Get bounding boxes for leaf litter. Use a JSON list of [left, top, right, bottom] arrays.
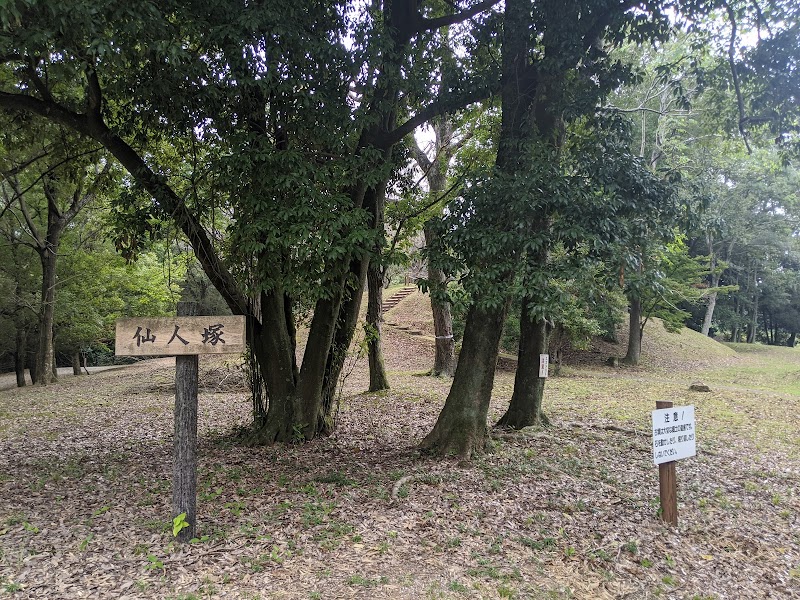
[[0, 307, 798, 599]]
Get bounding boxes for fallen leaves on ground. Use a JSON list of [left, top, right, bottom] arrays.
[[0, 321, 798, 599]]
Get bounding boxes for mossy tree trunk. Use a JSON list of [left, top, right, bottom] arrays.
[[420, 304, 508, 458], [497, 308, 551, 428], [367, 263, 390, 391], [367, 178, 390, 392], [421, 0, 538, 457]]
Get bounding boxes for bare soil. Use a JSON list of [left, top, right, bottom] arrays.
[[0, 292, 798, 599]]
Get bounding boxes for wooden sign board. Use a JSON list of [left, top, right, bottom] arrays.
[[115, 316, 246, 356], [652, 404, 696, 465]]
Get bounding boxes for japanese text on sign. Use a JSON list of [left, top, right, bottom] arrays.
[[115, 316, 246, 356], [652, 405, 696, 465], [539, 354, 549, 378]]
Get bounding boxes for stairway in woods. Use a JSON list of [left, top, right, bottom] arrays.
[[382, 286, 416, 314]]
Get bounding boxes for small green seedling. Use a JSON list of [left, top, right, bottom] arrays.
[[172, 512, 190, 537]]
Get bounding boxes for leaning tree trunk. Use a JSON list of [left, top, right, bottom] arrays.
[[366, 263, 390, 391], [421, 0, 543, 457], [497, 309, 551, 428], [318, 183, 388, 433], [318, 255, 370, 434], [701, 289, 718, 336], [14, 327, 27, 387], [788, 332, 796, 347], [623, 296, 642, 366], [294, 290, 348, 438], [420, 304, 507, 458], [424, 222, 456, 377]]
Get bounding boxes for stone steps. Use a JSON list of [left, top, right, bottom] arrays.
[[382, 286, 416, 313]]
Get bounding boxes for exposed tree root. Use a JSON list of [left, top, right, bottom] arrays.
[[561, 421, 648, 437], [491, 426, 550, 441]]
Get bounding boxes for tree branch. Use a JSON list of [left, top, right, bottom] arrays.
[[0, 147, 53, 177], [386, 83, 497, 146], [24, 58, 52, 102], [0, 91, 90, 134], [64, 162, 112, 223], [0, 90, 250, 315], [418, 0, 500, 32], [409, 137, 433, 173], [42, 175, 63, 221], [8, 177, 45, 249], [723, 1, 752, 154], [86, 66, 103, 121], [384, 176, 464, 268]]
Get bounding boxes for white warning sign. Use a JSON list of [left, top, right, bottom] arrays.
[[652, 405, 696, 465]]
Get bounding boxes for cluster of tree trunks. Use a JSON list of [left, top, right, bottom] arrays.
[[0, 0, 696, 455]]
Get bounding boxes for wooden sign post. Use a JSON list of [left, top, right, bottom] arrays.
[[115, 306, 245, 542], [652, 401, 696, 527]]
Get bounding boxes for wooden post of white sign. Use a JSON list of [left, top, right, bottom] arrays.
[[173, 301, 198, 542], [656, 399, 678, 526]]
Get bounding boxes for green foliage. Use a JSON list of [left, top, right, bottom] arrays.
[[172, 512, 190, 537], [54, 242, 183, 357], [428, 111, 676, 330], [643, 237, 711, 332]]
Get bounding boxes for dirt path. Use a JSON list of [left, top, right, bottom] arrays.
[[0, 364, 141, 392]]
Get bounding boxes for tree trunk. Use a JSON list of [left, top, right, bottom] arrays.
[[294, 292, 347, 437], [747, 277, 758, 343], [14, 327, 27, 388], [420, 304, 507, 458], [248, 290, 301, 444], [35, 245, 59, 385], [497, 310, 551, 428], [367, 174, 390, 392], [27, 343, 38, 385], [701, 289, 718, 336], [367, 263, 390, 391], [318, 256, 369, 434], [421, 0, 544, 457], [424, 222, 456, 377], [249, 183, 379, 443], [623, 296, 642, 365], [788, 332, 796, 347], [701, 238, 721, 337], [71, 351, 82, 376], [317, 180, 387, 433]]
